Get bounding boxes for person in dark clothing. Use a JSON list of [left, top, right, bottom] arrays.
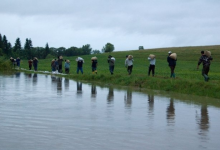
[[197, 51, 213, 81], [28, 59, 33, 70], [16, 57, 21, 68], [167, 51, 177, 78], [76, 57, 84, 74], [33, 57, 38, 71], [58, 56, 63, 73], [107, 55, 115, 75], [91, 57, 98, 74]]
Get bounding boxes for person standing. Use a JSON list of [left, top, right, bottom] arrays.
[[33, 57, 38, 71], [167, 51, 177, 78], [197, 51, 213, 81], [58, 56, 63, 73], [10, 57, 15, 68], [125, 55, 134, 75], [51, 59, 56, 72], [91, 56, 98, 74], [76, 57, 84, 74], [28, 59, 33, 70], [16, 57, 21, 69], [107, 55, 115, 75], [64, 60, 70, 74], [148, 54, 156, 76]]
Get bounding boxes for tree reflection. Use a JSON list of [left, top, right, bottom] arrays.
[[124, 90, 132, 107], [167, 98, 175, 125], [107, 87, 114, 103], [91, 84, 97, 98]]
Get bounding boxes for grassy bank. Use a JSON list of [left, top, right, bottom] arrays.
[[2, 45, 220, 99]]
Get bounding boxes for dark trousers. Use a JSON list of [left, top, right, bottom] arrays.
[[65, 68, 69, 74], [109, 66, 114, 74], [148, 65, 155, 76], [202, 65, 210, 76], [128, 65, 133, 75]]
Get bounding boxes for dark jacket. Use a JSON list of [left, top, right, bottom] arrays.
[[77, 60, 83, 67], [167, 56, 177, 66], [198, 55, 213, 67]]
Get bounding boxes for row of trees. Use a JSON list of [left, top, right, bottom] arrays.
[[0, 33, 115, 59]]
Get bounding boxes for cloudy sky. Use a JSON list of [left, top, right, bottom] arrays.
[[1, 0, 220, 51]]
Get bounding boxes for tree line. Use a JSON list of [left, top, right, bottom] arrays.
[[0, 33, 115, 59]]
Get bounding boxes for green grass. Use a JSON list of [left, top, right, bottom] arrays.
[[1, 45, 220, 99]]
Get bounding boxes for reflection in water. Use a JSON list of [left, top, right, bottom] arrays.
[[91, 84, 97, 98], [124, 90, 132, 108], [15, 72, 21, 78], [196, 105, 209, 140], [77, 81, 82, 94], [57, 77, 62, 94], [65, 79, 69, 90], [148, 94, 154, 116], [167, 98, 175, 125], [33, 73, 37, 86], [107, 87, 114, 103]]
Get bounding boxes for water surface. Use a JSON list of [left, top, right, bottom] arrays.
[[0, 72, 220, 150]]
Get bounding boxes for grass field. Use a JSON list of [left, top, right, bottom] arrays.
[[1, 45, 220, 99]]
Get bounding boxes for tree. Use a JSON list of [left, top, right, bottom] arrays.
[[44, 43, 50, 58], [14, 38, 22, 52], [24, 38, 33, 59], [2, 35, 10, 56], [0, 34, 3, 50], [82, 44, 92, 55], [102, 43, 114, 53], [92, 50, 101, 54]]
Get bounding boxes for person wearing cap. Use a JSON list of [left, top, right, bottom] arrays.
[[107, 55, 115, 75], [167, 51, 177, 78], [197, 50, 213, 81]]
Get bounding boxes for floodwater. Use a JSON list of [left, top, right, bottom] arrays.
[[0, 72, 220, 150]]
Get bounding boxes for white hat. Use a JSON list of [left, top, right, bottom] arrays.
[[168, 51, 172, 53]]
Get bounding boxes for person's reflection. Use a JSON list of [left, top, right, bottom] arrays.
[[15, 72, 21, 78], [91, 84, 97, 98], [166, 98, 175, 125], [196, 105, 209, 138], [64, 79, 69, 90], [33, 73, 37, 86], [57, 77, 62, 94], [28, 73, 32, 78], [124, 90, 132, 107], [77, 81, 82, 94], [107, 87, 114, 103], [148, 94, 154, 116]]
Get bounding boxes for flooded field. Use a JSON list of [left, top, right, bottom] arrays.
[[0, 72, 220, 150]]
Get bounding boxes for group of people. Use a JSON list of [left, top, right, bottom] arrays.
[[10, 57, 21, 68], [147, 50, 213, 82], [9, 50, 213, 82], [28, 57, 38, 71]]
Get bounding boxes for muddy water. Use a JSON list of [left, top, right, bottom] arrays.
[[0, 72, 220, 150]]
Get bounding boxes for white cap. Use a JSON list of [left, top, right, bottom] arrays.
[[168, 51, 172, 53]]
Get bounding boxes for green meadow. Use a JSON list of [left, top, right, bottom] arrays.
[[1, 45, 220, 99]]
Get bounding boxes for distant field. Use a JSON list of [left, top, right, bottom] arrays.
[[1, 45, 220, 99]]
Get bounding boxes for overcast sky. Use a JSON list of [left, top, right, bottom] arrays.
[[1, 0, 220, 51]]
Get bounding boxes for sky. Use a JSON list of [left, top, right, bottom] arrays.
[[0, 0, 220, 51]]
